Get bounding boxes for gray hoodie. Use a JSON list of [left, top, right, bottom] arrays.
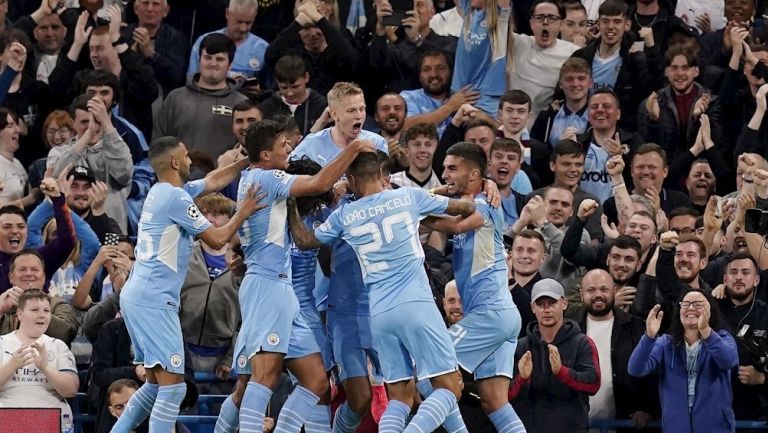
[[154, 76, 248, 160]]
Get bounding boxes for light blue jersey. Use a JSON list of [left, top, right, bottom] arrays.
[[500, 192, 519, 232], [451, 0, 509, 114], [400, 88, 451, 137], [451, 195, 514, 312], [238, 168, 297, 278], [328, 194, 368, 315], [121, 180, 210, 310], [290, 128, 388, 166], [580, 142, 613, 204], [188, 30, 269, 81], [315, 188, 449, 315]]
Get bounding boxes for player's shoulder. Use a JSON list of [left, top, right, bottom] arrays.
[[359, 129, 388, 145]]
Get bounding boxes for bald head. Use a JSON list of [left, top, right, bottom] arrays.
[[580, 269, 616, 318]]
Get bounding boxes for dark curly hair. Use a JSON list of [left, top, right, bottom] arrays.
[[286, 156, 335, 216]]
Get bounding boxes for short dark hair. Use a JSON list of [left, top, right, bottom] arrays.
[[245, 120, 285, 163], [347, 151, 381, 181], [597, 0, 629, 18], [0, 107, 19, 129], [725, 252, 759, 273], [17, 289, 50, 310], [287, 156, 334, 216], [446, 142, 488, 172], [633, 143, 668, 167], [664, 45, 698, 67], [82, 70, 122, 107], [271, 113, 300, 133], [550, 139, 585, 162], [610, 235, 641, 258], [669, 206, 700, 220], [590, 87, 621, 109], [148, 136, 183, 170], [630, 210, 658, 232], [69, 93, 91, 118], [529, 0, 564, 19], [0, 204, 26, 222], [107, 378, 140, 403], [232, 99, 262, 116], [418, 49, 452, 71], [9, 249, 45, 274], [562, 1, 587, 15], [490, 138, 522, 159], [199, 33, 236, 63], [499, 90, 532, 111], [403, 123, 438, 144], [463, 119, 495, 135], [274, 54, 308, 83], [377, 149, 392, 177]]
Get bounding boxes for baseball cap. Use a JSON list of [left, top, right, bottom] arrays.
[[68, 165, 95, 183], [531, 278, 565, 302]]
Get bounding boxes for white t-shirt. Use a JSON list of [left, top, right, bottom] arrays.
[[507, 34, 579, 123], [0, 155, 28, 203], [587, 316, 616, 430], [0, 332, 77, 427]]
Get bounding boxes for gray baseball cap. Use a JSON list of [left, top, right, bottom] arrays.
[[531, 278, 565, 302]]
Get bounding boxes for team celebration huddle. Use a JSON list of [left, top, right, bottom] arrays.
[[0, 0, 767, 432]]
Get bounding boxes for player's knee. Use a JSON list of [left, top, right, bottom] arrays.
[[303, 375, 330, 398], [347, 387, 372, 415]]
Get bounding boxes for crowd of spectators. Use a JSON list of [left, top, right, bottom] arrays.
[[0, 0, 765, 432]]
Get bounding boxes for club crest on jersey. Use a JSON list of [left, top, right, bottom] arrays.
[[273, 170, 286, 179], [170, 354, 182, 368], [238, 355, 247, 368], [267, 332, 280, 346]]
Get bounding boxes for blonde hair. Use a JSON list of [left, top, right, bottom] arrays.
[[195, 193, 235, 216], [43, 219, 82, 266], [327, 82, 364, 108], [462, 0, 501, 59]]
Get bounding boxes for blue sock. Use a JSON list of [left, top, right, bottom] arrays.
[[110, 382, 158, 433], [415, 379, 433, 398], [274, 386, 321, 433], [305, 404, 331, 433], [416, 379, 466, 433], [488, 404, 526, 433], [379, 400, 411, 433], [332, 402, 363, 433], [402, 388, 460, 433], [148, 382, 186, 433], [240, 382, 273, 433], [214, 395, 240, 433]]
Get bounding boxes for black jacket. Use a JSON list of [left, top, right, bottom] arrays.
[[122, 23, 189, 96], [602, 187, 692, 225], [259, 89, 328, 136], [510, 319, 600, 433], [571, 37, 655, 132], [571, 308, 660, 419], [530, 100, 588, 147]]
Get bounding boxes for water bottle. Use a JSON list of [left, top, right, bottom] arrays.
[[62, 414, 74, 433]]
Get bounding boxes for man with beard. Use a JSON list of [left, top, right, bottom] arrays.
[[443, 279, 463, 325], [572, 269, 656, 431], [217, 100, 262, 201], [684, 160, 717, 214], [63, 165, 122, 244], [605, 235, 644, 312], [713, 253, 768, 422], [508, 230, 547, 335], [400, 49, 473, 138], [374, 92, 407, 147]]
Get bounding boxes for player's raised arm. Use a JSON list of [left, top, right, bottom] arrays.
[[445, 198, 476, 217], [289, 140, 376, 197], [287, 198, 326, 250], [200, 154, 250, 195], [198, 183, 266, 249]]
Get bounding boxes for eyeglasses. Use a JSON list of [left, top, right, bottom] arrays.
[[532, 14, 561, 23], [679, 301, 706, 310]]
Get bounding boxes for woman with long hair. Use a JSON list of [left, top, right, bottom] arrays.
[[450, 0, 510, 115], [629, 289, 738, 433]]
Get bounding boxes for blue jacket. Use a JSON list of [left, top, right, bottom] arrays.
[[628, 331, 739, 433]]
